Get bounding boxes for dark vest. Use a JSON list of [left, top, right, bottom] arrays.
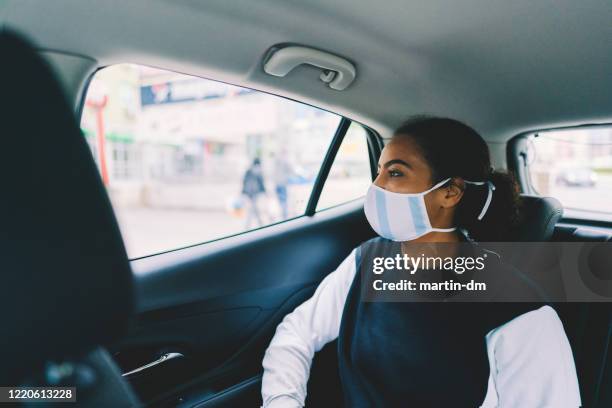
[[337, 237, 547, 407]]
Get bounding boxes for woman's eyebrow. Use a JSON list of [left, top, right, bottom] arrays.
[[382, 159, 412, 169]]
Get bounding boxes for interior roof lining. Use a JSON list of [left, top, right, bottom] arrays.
[[3, 0, 611, 145]]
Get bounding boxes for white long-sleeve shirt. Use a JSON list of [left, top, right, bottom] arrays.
[[261, 248, 581, 407]]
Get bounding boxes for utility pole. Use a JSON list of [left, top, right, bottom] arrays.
[[86, 95, 110, 186]]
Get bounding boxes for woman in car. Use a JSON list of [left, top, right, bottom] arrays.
[[261, 117, 580, 407]]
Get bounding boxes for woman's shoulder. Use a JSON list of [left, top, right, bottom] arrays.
[[355, 236, 398, 255], [357, 236, 393, 248], [493, 304, 560, 332], [486, 304, 566, 348], [354, 237, 398, 268]]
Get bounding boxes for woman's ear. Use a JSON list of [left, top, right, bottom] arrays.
[[441, 178, 464, 208]]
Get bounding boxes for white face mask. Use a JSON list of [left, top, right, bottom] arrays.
[[364, 178, 495, 242]]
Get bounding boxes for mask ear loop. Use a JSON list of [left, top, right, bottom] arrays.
[[464, 180, 496, 220]]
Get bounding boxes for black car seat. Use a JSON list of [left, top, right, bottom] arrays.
[[509, 194, 611, 407], [552, 225, 612, 407], [514, 194, 564, 241], [0, 30, 139, 407], [504, 194, 567, 297]]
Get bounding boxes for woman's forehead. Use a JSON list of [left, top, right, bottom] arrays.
[[381, 137, 426, 163]]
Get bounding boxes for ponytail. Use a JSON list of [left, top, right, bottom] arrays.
[[455, 171, 521, 241]]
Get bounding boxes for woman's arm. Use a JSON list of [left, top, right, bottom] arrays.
[[261, 249, 358, 408], [482, 305, 581, 408]]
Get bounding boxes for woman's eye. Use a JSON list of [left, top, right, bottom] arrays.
[[389, 169, 403, 177]]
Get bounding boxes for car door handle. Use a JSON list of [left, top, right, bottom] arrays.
[[122, 352, 184, 378]]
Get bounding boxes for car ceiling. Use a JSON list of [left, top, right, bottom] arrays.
[[1, 0, 611, 142]]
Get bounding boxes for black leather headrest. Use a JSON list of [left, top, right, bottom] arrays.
[[514, 194, 563, 241], [0, 30, 134, 383]]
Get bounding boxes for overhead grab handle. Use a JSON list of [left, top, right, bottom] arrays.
[[263, 45, 356, 91]]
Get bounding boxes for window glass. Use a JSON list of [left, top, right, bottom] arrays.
[[81, 64, 342, 258], [527, 126, 612, 221], [317, 122, 373, 210]]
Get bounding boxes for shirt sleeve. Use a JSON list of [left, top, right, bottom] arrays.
[[261, 249, 358, 408], [482, 305, 581, 408]]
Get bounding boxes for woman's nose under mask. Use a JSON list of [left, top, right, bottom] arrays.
[[363, 178, 495, 242]]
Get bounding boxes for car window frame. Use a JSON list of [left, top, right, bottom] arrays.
[[507, 123, 612, 228], [77, 63, 380, 255], [305, 119, 380, 215]]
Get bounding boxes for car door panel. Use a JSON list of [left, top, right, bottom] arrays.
[[111, 200, 374, 406], [131, 203, 370, 313]]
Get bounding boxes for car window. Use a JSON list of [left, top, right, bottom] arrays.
[[81, 64, 343, 258], [317, 122, 373, 210], [526, 126, 612, 221]]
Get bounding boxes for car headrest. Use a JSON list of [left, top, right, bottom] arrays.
[[0, 30, 134, 383], [514, 194, 563, 241]]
